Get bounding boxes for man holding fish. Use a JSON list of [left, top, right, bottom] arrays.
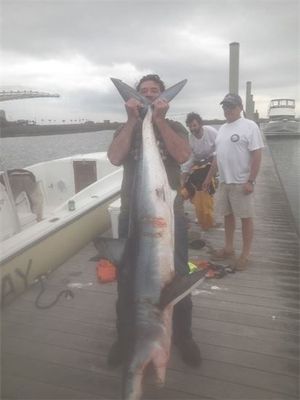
[[107, 74, 202, 370]]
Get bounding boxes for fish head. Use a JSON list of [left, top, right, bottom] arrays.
[[123, 306, 172, 400]]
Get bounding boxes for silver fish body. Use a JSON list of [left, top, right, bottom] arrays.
[[124, 108, 176, 399], [94, 78, 206, 400]]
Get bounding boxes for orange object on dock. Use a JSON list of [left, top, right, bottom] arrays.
[[96, 259, 117, 283]]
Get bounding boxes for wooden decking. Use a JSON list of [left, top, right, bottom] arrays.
[[1, 146, 299, 400]]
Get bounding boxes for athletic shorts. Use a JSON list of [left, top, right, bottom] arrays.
[[216, 183, 255, 218]]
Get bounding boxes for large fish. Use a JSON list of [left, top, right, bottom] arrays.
[[94, 78, 206, 400]]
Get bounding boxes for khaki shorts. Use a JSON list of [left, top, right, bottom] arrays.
[[216, 183, 255, 218]]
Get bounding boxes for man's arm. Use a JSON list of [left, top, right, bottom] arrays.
[[107, 99, 141, 166], [244, 148, 262, 194], [152, 98, 191, 164], [202, 156, 218, 191], [180, 172, 190, 186]]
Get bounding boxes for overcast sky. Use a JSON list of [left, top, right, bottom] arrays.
[[1, 0, 299, 125]]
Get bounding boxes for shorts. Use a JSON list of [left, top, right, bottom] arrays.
[[216, 183, 255, 218]]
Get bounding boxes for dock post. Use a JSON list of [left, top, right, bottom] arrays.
[[246, 81, 252, 119], [229, 42, 239, 94]]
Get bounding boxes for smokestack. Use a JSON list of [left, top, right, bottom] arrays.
[[229, 42, 239, 94], [246, 81, 252, 118]]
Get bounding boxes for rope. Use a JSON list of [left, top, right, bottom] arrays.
[[34, 275, 74, 309]]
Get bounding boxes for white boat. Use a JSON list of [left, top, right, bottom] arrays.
[[263, 98, 300, 136], [0, 152, 122, 306]]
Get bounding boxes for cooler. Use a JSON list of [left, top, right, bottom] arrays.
[[108, 198, 121, 238]]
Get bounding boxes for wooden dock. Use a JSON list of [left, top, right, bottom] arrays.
[[1, 146, 299, 400]]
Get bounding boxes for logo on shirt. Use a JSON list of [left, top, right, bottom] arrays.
[[230, 134, 240, 142]]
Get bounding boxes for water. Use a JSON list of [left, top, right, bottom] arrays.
[[0, 130, 299, 233], [0, 130, 114, 170], [266, 138, 300, 233]]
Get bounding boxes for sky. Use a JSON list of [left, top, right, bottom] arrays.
[[0, 0, 299, 125]]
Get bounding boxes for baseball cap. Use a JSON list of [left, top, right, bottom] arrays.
[[220, 93, 243, 107]]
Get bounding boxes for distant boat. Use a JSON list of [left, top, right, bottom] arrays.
[[263, 99, 300, 137], [0, 152, 122, 306]]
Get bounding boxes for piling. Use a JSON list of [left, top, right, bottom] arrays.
[[229, 42, 239, 94]]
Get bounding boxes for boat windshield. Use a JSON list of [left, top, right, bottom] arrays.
[[270, 99, 295, 109]]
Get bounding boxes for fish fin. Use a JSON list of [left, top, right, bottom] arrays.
[[110, 78, 150, 108], [111, 77, 187, 105], [158, 79, 187, 103], [93, 236, 127, 267], [159, 270, 206, 309], [111, 77, 187, 119]]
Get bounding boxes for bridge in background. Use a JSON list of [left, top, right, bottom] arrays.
[[0, 91, 60, 102]]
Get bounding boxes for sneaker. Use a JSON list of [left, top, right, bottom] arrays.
[[175, 338, 201, 367], [107, 341, 124, 368]]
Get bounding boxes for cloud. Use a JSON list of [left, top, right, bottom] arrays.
[[1, 0, 299, 121]]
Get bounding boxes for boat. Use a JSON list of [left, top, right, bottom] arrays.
[[0, 152, 123, 306], [263, 98, 300, 137]]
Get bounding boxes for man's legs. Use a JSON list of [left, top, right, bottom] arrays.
[[212, 184, 236, 259], [237, 217, 253, 267], [241, 217, 253, 258], [211, 213, 235, 259], [224, 213, 235, 253]]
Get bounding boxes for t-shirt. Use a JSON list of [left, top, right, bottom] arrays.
[[114, 119, 189, 214], [215, 117, 264, 184], [181, 125, 217, 173]]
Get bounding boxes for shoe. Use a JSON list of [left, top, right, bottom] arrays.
[[210, 248, 235, 261], [107, 341, 124, 368], [189, 239, 206, 249], [175, 337, 201, 367], [212, 222, 223, 229], [234, 256, 249, 271]]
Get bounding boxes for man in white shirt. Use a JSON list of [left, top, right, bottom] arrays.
[[181, 112, 217, 183], [181, 112, 218, 230], [203, 94, 264, 270]]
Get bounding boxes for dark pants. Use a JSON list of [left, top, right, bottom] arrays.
[[116, 198, 193, 346]]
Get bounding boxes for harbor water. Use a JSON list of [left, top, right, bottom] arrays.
[[0, 130, 299, 233], [267, 137, 300, 234]]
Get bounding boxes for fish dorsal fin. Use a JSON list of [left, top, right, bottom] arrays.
[[159, 270, 206, 310], [93, 236, 127, 267]]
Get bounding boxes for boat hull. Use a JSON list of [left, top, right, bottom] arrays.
[[1, 193, 119, 306], [1, 152, 123, 306], [263, 120, 300, 137]]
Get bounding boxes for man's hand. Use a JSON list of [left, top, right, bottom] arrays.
[[151, 98, 169, 122], [202, 178, 211, 192], [181, 172, 190, 186], [125, 98, 143, 122], [243, 181, 254, 195]]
